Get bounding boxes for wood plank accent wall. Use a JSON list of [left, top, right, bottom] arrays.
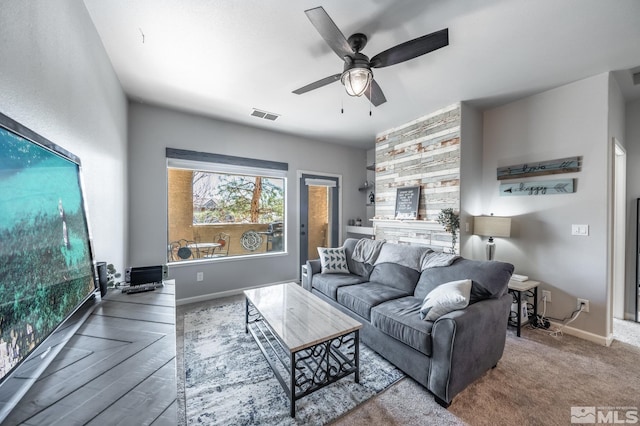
[[374, 103, 461, 250]]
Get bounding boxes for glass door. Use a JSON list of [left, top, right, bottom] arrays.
[[299, 174, 339, 268]]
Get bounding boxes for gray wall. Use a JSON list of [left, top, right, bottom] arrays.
[[625, 98, 640, 318], [480, 73, 610, 338], [128, 102, 367, 302], [0, 1, 128, 271]]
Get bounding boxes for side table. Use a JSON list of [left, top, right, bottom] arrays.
[[507, 279, 540, 337]]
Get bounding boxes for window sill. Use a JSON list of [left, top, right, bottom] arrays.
[[168, 250, 289, 267]]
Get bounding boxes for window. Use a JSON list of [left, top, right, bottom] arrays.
[[166, 149, 287, 263]]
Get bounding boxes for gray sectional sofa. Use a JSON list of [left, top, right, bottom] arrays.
[[304, 238, 514, 407]]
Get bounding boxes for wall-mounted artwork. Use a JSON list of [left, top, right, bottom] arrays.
[[395, 186, 420, 219], [497, 156, 581, 180], [500, 179, 574, 196]]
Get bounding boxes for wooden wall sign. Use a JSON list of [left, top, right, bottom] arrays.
[[500, 179, 574, 196], [395, 186, 420, 219], [497, 156, 580, 180]]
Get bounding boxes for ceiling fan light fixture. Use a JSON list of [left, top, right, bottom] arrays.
[[341, 67, 372, 97], [294, 7, 449, 107]]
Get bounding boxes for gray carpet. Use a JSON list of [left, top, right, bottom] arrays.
[[333, 322, 640, 426], [178, 297, 640, 425]]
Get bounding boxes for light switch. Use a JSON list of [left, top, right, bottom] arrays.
[[571, 224, 589, 236]]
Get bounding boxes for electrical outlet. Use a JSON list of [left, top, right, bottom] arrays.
[[542, 290, 551, 302], [571, 224, 589, 236], [577, 298, 589, 313], [197, 272, 204, 282]]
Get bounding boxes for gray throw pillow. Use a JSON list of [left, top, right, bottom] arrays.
[[419, 279, 472, 321], [317, 247, 350, 274]]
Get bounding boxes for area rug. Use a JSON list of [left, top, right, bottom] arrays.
[[183, 302, 405, 425]]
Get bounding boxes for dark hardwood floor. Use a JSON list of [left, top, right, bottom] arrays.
[[5, 282, 177, 426]]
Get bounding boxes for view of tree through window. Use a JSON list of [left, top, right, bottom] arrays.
[[167, 158, 287, 262], [192, 171, 284, 224]]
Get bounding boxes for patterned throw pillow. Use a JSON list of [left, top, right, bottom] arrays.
[[317, 247, 350, 274]]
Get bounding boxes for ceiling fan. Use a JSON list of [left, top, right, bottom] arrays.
[[292, 6, 449, 107]]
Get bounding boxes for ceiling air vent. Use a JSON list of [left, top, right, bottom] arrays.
[[251, 108, 280, 121]]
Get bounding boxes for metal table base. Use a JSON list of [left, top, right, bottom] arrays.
[[245, 298, 360, 417]]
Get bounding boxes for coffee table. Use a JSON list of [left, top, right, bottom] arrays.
[[244, 282, 362, 417]]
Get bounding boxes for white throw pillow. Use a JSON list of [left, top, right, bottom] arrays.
[[317, 247, 350, 274], [419, 279, 472, 321]]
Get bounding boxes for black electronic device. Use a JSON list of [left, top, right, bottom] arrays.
[[126, 265, 164, 285], [121, 265, 165, 294], [0, 111, 97, 422]]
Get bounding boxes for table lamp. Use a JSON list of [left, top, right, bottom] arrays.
[[473, 215, 511, 260]]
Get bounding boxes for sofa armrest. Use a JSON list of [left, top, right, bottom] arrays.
[[304, 259, 322, 291], [428, 293, 511, 404]]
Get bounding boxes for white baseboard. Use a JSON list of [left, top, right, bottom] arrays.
[[175, 280, 298, 306], [548, 321, 613, 346]]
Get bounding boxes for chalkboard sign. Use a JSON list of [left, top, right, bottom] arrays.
[[395, 186, 420, 219]]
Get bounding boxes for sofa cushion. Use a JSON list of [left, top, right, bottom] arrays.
[[369, 263, 421, 294], [317, 247, 349, 274], [312, 273, 366, 300], [415, 258, 514, 303], [349, 260, 374, 279], [371, 296, 434, 356], [374, 242, 429, 271], [343, 238, 374, 279], [420, 251, 460, 269], [419, 279, 472, 321], [337, 283, 409, 320]]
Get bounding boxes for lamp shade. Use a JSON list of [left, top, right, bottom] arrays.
[[473, 216, 511, 238]]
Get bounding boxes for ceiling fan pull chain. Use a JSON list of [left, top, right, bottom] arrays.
[[369, 84, 372, 116], [341, 98, 344, 114]]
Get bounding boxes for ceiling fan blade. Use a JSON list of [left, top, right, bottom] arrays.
[[292, 74, 342, 95], [305, 6, 353, 59], [365, 79, 387, 107], [370, 28, 449, 68]]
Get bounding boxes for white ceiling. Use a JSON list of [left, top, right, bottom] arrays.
[[83, 0, 640, 150]]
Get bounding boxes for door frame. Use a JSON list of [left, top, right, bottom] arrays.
[[607, 137, 629, 340], [612, 140, 626, 320], [297, 170, 343, 279]]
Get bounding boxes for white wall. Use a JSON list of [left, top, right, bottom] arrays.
[[128, 102, 367, 302], [0, 1, 128, 271], [481, 74, 610, 338], [459, 102, 484, 258], [625, 98, 640, 318]]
